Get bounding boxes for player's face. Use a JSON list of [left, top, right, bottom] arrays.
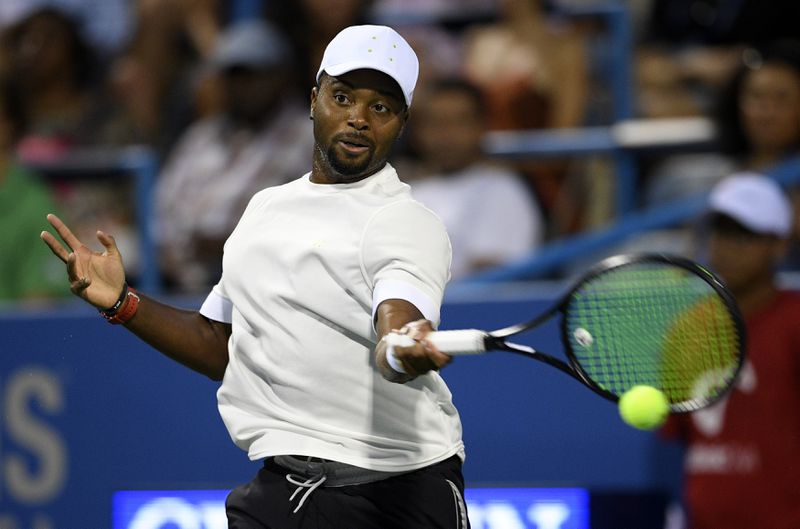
[[310, 70, 407, 184]]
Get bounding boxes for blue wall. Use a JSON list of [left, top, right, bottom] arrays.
[[0, 293, 681, 528]]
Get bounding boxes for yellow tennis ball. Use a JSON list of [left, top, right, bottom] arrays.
[[618, 385, 669, 430]]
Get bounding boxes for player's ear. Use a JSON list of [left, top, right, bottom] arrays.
[[309, 87, 319, 120]]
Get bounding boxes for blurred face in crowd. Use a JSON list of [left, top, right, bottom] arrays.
[[739, 63, 800, 155], [310, 70, 407, 184], [222, 65, 290, 127], [7, 11, 81, 87], [412, 87, 484, 174], [708, 214, 787, 295]]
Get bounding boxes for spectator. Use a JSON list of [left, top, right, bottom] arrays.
[[107, 0, 222, 154], [402, 78, 544, 279], [662, 173, 800, 529], [461, 0, 590, 236], [462, 0, 589, 131], [155, 20, 313, 293], [0, 5, 142, 283], [635, 0, 800, 123], [0, 6, 110, 158], [0, 0, 131, 60], [635, 0, 749, 122], [0, 77, 68, 302], [635, 44, 740, 121], [645, 40, 800, 206], [716, 40, 800, 174]]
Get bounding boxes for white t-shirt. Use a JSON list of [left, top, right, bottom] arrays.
[[200, 164, 464, 472], [410, 163, 543, 279]]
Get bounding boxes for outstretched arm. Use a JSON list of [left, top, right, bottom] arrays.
[[41, 214, 230, 380]]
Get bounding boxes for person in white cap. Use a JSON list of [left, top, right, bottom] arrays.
[[41, 24, 469, 528], [662, 173, 800, 529]]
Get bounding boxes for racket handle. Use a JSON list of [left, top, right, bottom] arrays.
[[385, 330, 488, 356], [384, 330, 488, 378], [427, 330, 488, 355]]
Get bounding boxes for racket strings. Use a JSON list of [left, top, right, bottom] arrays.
[[565, 264, 741, 410], [571, 270, 681, 393], [571, 268, 686, 378], [660, 294, 739, 410]]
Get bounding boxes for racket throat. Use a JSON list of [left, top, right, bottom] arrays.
[[484, 335, 507, 351]]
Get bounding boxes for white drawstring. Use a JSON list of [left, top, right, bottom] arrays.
[[286, 473, 327, 513]]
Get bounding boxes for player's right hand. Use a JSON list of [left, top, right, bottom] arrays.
[[40, 213, 127, 309], [390, 319, 452, 376]]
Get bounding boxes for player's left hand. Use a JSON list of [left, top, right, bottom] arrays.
[[40, 213, 127, 309]]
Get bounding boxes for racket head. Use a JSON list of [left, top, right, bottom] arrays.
[[558, 253, 746, 412]]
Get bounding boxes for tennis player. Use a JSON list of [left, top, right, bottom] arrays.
[[41, 25, 468, 528]]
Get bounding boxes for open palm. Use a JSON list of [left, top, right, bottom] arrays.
[[40, 213, 127, 309]]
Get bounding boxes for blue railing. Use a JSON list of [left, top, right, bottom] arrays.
[[546, 1, 638, 214]]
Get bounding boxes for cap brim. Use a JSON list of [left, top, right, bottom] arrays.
[[320, 61, 411, 106]]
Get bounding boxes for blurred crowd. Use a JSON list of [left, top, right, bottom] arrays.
[[2, 0, 800, 301]]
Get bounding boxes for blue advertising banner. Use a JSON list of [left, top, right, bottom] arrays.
[[112, 487, 589, 529]]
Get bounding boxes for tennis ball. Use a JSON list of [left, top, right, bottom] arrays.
[[618, 385, 669, 430]]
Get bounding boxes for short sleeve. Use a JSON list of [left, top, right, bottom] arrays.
[[361, 200, 451, 326], [199, 282, 233, 323]]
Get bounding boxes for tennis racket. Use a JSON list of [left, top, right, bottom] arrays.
[[390, 253, 746, 413]]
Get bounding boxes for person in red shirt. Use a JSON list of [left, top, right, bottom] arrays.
[[663, 173, 800, 529]]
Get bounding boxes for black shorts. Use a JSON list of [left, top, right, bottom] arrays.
[[226, 455, 470, 529]]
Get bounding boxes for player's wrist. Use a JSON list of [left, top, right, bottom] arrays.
[[385, 340, 408, 374], [101, 283, 129, 312], [99, 283, 141, 325], [378, 333, 416, 383]]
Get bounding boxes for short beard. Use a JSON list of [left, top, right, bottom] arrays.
[[313, 142, 384, 183], [325, 143, 372, 176]]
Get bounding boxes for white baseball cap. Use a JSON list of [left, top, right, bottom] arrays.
[[316, 25, 419, 107], [708, 172, 793, 237]]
